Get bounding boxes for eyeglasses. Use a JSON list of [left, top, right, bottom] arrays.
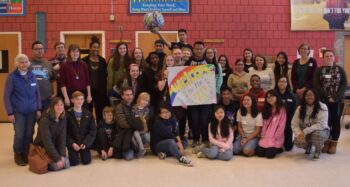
[[33, 48, 45, 51]]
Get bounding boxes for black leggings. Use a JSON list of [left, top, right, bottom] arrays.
[[256, 146, 283, 159], [326, 102, 343, 141]]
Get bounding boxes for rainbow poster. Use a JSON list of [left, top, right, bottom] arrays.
[[168, 64, 216, 106]]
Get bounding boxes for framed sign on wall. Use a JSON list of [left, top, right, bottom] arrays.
[[0, 0, 25, 16], [129, 0, 190, 14], [291, 0, 350, 31]]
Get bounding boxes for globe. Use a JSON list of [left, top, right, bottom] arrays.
[[144, 11, 165, 31]]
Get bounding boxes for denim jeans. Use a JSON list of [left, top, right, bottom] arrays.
[[13, 112, 37, 155], [202, 144, 233, 161], [122, 150, 135, 161], [233, 136, 259, 154], [155, 139, 182, 160], [48, 156, 70, 171], [133, 131, 150, 150]]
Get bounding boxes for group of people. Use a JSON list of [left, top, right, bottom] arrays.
[[3, 28, 348, 172]]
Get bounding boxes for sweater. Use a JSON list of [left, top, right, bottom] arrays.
[[291, 58, 317, 91], [34, 112, 67, 162], [258, 108, 286, 148], [3, 69, 42, 115], [208, 123, 234, 150], [59, 60, 90, 92], [291, 102, 329, 137], [227, 72, 250, 101], [313, 64, 347, 103]]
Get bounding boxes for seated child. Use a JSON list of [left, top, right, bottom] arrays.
[[196, 105, 234, 161], [132, 92, 153, 157], [150, 104, 193, 167]]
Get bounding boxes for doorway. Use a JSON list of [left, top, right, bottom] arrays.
[[0, 32, 21, 122], [136, 31, 178, 57], [60, 31, 105, 58]]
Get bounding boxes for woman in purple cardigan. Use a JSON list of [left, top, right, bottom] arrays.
[[291, 43, 317, 99]]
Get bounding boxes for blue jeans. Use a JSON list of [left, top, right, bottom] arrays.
[[202, 145, 233, 161], [13, 112, 37, 154], [155, 139, 182, 160], [233, 136, 259, 154], [122, 150, 135, 161], [48, 156, 70, 171]]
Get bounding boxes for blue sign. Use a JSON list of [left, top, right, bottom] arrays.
[[130, 0, 190, 14]]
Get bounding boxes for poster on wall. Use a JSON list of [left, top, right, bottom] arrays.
[[0, 0, 25, 16], [129, 0, 190, 14], [291, 0, 350, 31], [168, 64, 216, 107]]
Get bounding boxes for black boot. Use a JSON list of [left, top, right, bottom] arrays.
[[14, 153, 26, 166], [22, 154, 28, 164]]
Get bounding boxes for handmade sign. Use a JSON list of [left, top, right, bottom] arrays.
[[168, 64, 216, 106]]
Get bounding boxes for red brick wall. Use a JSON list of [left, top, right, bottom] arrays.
[[0, 0, 335, 65]]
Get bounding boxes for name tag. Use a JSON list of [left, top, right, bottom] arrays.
[[324, 74, 331, 79], [287, 99, 293, 102], [242, 120, 247, 125], [309, 63, 313, 67], [258, 98, 265, 102], [30, 83, 37, 86], [222, 73, 226, 76], [37, 77, 43, 80]]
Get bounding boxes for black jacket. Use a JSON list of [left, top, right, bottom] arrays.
[[66, 108, 97, 148], [150, 117, 178, 154], [34, 112, 67, 162]]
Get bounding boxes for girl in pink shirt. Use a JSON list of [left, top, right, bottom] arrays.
[[256, 90, 286, 159], [197, 106, 234, 161]]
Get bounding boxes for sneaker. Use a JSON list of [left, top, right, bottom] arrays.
[[178, 156, 193, 167], [192, 144, 206, 154], [14, 153, 26, 166], [137, 149, 146, 158], [312, 152, 320, 160], [157, 152, 167, 160], [197, 151, 206, 158]]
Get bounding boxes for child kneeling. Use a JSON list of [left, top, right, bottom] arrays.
[[96, 106, 116, 160], [66, 91, 97, 166]]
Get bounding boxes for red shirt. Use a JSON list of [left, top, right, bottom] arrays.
[[242, 88, 265, 111], [59, 60, 90, 92]]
